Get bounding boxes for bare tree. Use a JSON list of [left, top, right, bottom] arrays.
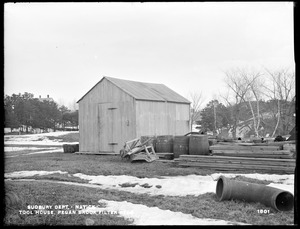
[[261, 68, 295, 136], [221, 67, 266, 138], [189, 91, 205, 131], [222, 68, 260, 138], [242, 70, 264, 137]]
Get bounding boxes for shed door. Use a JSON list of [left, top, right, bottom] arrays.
[[98, 103, 119, 153]]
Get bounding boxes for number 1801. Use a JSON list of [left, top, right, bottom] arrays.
[[257, 209, 270, 214]]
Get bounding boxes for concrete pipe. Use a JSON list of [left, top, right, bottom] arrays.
[[215, 176, 294, 211]]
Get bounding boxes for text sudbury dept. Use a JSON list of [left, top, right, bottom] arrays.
[[19, 205, 118, 215]]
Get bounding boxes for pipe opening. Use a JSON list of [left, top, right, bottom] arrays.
[[216, 177, 224, 200], [275, 192, 294, 211]]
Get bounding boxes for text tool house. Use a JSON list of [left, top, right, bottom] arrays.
[[77, 76, 191, 154]]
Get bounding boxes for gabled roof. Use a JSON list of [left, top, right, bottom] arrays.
[[77, 76, 190, 104]]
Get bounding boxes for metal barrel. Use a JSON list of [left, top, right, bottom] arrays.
[[189, 135, 210, 155], [155, 135, 173, 153], [173, 136, 190, 158]]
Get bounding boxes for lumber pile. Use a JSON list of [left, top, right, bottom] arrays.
[[176, 155, 296, 174], [210, 144, 294, 159], [175, 141, 296, 174]]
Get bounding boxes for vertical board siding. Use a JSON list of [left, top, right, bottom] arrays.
[[175, 103, 190, 135], [136, 101, 190, 137], [135, 101, 168, 136], [79, 102, 98, 152], [79, 79, 135, 153]]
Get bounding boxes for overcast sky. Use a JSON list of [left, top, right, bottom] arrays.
[[4, 2, 295, 109]]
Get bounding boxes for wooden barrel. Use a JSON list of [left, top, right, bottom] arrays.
[[63, 144, 79, 153], [189, 135, 210, 155], [140, 135, 157, 150], [155, 135, 173, 153], [173, 136, 189, 158]]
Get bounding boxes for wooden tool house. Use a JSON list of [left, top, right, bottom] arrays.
[[77, 76, 191, 154]]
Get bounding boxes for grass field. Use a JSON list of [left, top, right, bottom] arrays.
[[4, 132, 295, 225]]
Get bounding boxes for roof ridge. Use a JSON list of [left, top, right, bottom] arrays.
[[105, 76, 164, 86], [78, 76, 190, 104]]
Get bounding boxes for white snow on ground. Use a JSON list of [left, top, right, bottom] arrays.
[[26, 148, 63, 155], [211, 173, 294, 195], [5, 131, 78, 138], [73, 173, 294, 196], [4, 141, 74, 146], [4, 146, 57, 152], [74, 173, 217, 196], [5, 170, 294, 196], [4, 131, 79, 145], [85, 199, 248, 225], [211, 173, 294, 185], [267, 183, 294, 194], [5, 170, 67, 178]]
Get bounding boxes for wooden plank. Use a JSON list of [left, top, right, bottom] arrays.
[[157, 159, 175, 163], [178, 156, 296, 164], [178, 157, 296, 165], [211, 153, 293, 158], [211, 149, 291, 155], [211, 149, 290, 153], [178, 159, 295, 167], [250, 141, 296, 146], [179, 155, 295, 162], [210, 145, 281, 150], [211, 153, 293, 159], [178, 158, 296, 166]]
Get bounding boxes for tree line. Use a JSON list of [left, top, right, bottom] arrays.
[[190, 67, 295, 138], [4, 92, 78, 133]]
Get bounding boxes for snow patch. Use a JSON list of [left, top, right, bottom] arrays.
[[267, 183, 294, 194], [73, 173, 294, 197], [5, 170, 68, 178], [5, 170, 294, 196], [73, 173, 217, 196], [4, 147, 57, 152], [26, 148, 63, 155], [87, 199, 248, 225], [211, 173, 294, 185], [5, 131, 78, 138], [4, 131, 78, 146]]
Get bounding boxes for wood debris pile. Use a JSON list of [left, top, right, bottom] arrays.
[[120, 138, 159, 163]]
